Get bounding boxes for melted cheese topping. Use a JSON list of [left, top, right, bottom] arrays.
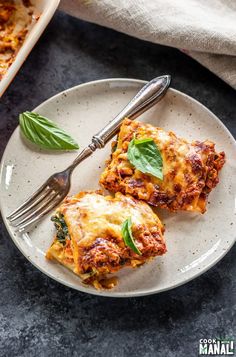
[[100, 118, 225, 213], [47, 191, 166, 289], [0, 0, 36, 80]]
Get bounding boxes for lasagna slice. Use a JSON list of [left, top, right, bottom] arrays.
[[100, 118, 225, 213], [46, 191, 166, 289]]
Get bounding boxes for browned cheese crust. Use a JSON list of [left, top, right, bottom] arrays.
[[0, 0, 35, 80], [100, 118, 225, 213], [47, 191, 166, 289]]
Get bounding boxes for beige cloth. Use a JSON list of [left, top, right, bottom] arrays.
[[59, 0, 236, 89]]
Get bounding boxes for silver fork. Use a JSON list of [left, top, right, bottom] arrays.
[[7, 75, 171, 231]]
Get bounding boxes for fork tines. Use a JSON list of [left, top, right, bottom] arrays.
[[7, 184, 62, 231]]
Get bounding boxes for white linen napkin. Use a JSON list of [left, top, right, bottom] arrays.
[[59, 0, 236, 89]]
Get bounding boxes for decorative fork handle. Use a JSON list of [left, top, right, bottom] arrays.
[[68, 75, 171, 171]]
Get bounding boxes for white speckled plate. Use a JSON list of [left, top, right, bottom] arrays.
[[0, 79, 235, 297]]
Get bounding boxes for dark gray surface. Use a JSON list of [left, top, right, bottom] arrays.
[[0, 11, 235, 357]]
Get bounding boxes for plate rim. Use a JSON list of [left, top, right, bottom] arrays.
[[0, 77, 235, 298]]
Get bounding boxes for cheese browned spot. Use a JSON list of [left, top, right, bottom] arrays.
[[0, 0, 36, 80], [100, 118, 225, 213], [47, 191, 166, 289]]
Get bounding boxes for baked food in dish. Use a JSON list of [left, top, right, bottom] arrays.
[[100, 118, 225, 213], [47, 191, 166, 289], [0, 0, 35, 80]]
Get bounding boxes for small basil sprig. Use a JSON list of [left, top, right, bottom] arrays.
[[121, 217, 141, 255], [127, 137, 163, 180], [19, 111, 79, 150]]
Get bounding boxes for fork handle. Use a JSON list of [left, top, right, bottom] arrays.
[[69, 75, 171, 170], [91, 75, 171, 149]]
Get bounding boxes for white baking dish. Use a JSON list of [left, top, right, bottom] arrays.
[[0, 0, 60, 97]]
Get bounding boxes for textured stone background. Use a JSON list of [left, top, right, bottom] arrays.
[[0, 11, 235, 357]]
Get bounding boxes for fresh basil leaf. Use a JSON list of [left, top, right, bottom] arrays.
[[127, 137, 163, 180], [121, 217, 141, 255], [19, 111, 79, 150]]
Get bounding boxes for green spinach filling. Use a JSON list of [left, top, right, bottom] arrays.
[[51, 213, 70, 245]]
